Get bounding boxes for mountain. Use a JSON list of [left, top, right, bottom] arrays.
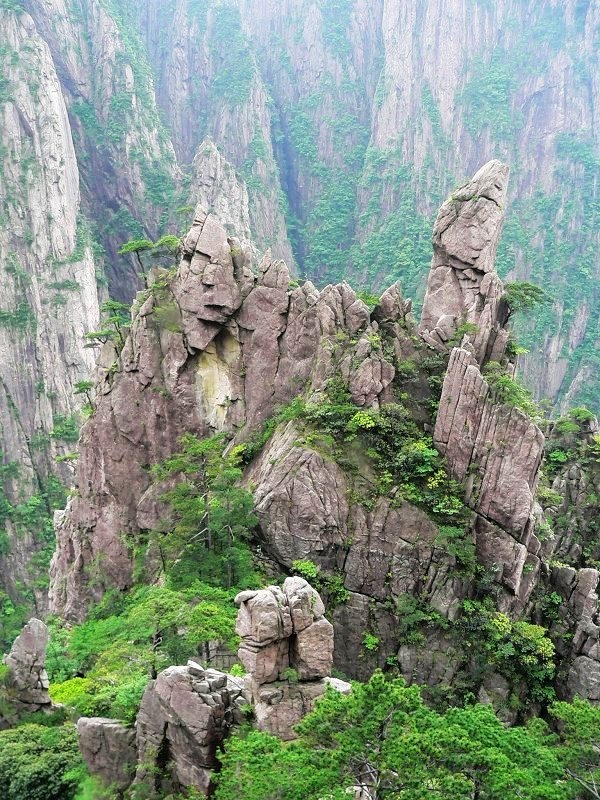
[[0, 2, 599, 794], [3, 163, 595, 796]]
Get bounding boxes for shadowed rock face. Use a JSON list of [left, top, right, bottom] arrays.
[[419, 160, 510, 365]]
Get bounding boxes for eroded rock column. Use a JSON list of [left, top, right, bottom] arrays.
[[235, 576, 350, 740], [419, 160, 510, 365]]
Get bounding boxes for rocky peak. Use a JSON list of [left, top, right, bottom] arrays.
[[419, 159, 510, 365], [49, 206, 399, 620], [47, 164, 600, 709]]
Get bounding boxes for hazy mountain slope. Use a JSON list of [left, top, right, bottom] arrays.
[[134, 0, 599, 412], [0, 6, 100, 621]]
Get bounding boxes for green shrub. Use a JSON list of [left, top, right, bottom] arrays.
[[0, 723, 84, 800], [291, 559, 319, 580], [460, 601, 556, 704]]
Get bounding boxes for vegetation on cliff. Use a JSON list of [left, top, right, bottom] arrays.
[[216, 672, 600, 800]]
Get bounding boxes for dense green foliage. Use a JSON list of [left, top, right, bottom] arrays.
[[48, 581, 239, 722], [245, 384, 468, 526], [215, 672, 575, 800], [151, 433, 258, 590], [0, 722, 84, 800], [0, 472, 68, 650], [460, 600, 556, 704], [549, 697, 600, 799], [46, 433, 257, 723]]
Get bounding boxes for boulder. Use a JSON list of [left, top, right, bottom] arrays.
[[133, 662, 244, 795], [2, 619, 52, 719], [77, 718, 137, 792], [235, 578, 343, 738]]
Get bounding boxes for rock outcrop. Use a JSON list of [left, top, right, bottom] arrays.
[[133, 662, 245, 795], [434, 347, 545, 611], [236, 577, 349, 740], [78, 579, 345, 796], [48, 164, 598, 708], [419, 160, 510, 365], [49, 206, 401, 621], [77, 718, 137, 793], [1, 619, 52, 724], [77, 662, 246, 797]]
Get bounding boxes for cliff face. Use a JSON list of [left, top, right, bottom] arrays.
[[0, 8, 100, 615], [50, 162, 600, 706], [0, 0, 290, 618], [71, 0, 595, 412]]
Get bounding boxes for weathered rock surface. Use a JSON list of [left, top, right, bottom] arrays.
[[48, 166, 596, 710], [133, 662, 244, 795], [79, 581, 345, 795], [1, 619, 52, 723], [235, 578, 346, 740], [50, 208, 399, 620], [433, 345, 544, 610], [77, 718, 137, 792], [76, 660, 245, 797], [0, 7, 101, 611], [436, 347, 544, 529], [419, 160, 510, 365]]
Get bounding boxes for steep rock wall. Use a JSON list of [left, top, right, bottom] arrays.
[[0, 8, 100, 614], [51, 165, 580, 699]]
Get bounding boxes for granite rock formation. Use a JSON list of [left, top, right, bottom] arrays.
[[77, 718, 137, 794], [434, 347, 545, 613], [3, 0, 598, 621], [77, 661, 246, 797], [1, 618, 52, 724], [0, 7, 101, 611], [133, 662, 245, 795], [236, 577, 349, 740], [48, 165, 600, 706], [77, 579, 345, 795], [49, 205, 400, 621], [419, 160, 510, 365]]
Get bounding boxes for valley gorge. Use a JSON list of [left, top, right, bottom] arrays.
[[0, 1, 600, 799]]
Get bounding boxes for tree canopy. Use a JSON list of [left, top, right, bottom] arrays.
[[215, 672, 576, 800]]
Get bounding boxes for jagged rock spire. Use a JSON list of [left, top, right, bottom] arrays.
[[419, 160, 510, 365]]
